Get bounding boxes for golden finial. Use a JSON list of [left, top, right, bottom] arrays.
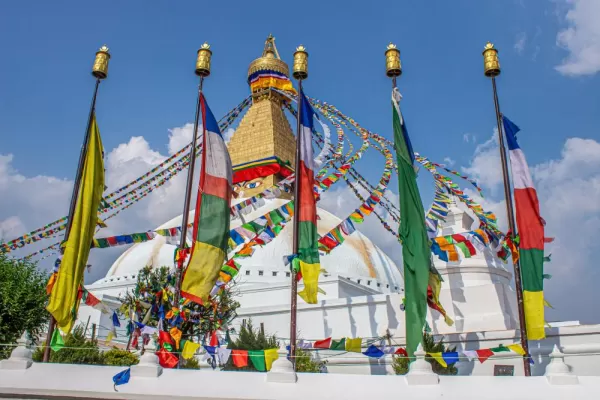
[[195, 42, 212, 77], [92, 45, 111, 79], [483, 41, 500, 77], [385, 42, 402, 78], [293, 45, 308, 80]]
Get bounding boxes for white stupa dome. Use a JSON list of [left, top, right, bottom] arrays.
[[94, 198, 403, 293]]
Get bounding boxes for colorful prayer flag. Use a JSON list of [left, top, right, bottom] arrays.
[[313, 337, 332, 349], [295, 89, 321, 304], [264, 348, 279, 371], [181, 94, 233, 304], [248, 350, 266, 371], [503, 116, 546, 341], [232, 349, 249, 368], [47, 113, 105, 333]]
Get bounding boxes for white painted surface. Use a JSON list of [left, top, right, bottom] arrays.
[[1, 362, 600, 400]]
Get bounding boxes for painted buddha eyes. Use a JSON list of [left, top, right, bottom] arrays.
[[245, 181, 262, 189]]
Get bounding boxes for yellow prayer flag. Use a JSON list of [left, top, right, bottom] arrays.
[[47, 114, 105, 334], [170, 327, 182, 349], [428, 352, 447, 368], [345, 337, 362, 353], [507, 344, 526, 356], [264, 348, 279, 371], [182, 341, 200, 360], [298, 260, 320, 304]]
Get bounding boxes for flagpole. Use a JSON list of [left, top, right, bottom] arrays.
[[174, 43, 212, 305], [42, 45, 111, 362], [483, 42, 531, 377], [289, 45, 309, 367]]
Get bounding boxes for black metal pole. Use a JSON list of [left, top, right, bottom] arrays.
[[174, 76, 204, 305], [491, 76, 531, 377], [42, 79, 101, 363], [289, 80, 303, 368]]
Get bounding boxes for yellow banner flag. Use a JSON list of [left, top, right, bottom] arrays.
[[345, 337, 362, 353], [182, 341, 200, 360], [264, 348, 279, 371], [507, 343, 526, 356], [428, 352, 447, 368], [47, 114, 105, 333]]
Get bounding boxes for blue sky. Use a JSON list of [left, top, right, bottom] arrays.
[[1, 1, 600, 323]]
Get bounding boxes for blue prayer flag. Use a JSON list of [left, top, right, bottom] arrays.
[[112, 368, 130, 386], [442, 351, 459, 365], [363, 345, 384, 358]]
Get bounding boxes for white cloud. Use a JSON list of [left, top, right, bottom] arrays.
[[461, 132, 600, 323], [462, 133, 476, 143], [443, 157, 455, 167], [556, 0, 600, 76], [514, 32, 527, 54]]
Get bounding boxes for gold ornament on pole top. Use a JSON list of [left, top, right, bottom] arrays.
[[195, 42, 212, 77], [483, 42, 501, 77], [293, 45, 308, 80], [92, 45, 111, 79], [385, 43, 402, 78]]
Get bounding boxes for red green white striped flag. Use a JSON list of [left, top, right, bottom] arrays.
[[503, 115, 546, 340], [181, 94, 233, 304], [295, 89, 321, 304]]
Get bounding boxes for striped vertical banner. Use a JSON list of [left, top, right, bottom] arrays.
[[181, 94, 233, 304]]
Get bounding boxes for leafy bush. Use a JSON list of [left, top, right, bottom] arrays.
[[0, 253, 49, 360], [392, 332, 458, 375], [295, 347, 327, 373], [33, 326, 104, 365], [102, 348, 139, 366], [222, 319, 279, 372], [180, 356, 200, 369]]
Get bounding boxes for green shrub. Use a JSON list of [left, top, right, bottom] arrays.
[[180, 356, 200, 369], [222, 319, 279, 372], [102, 348, 139, 366], [32, 326, 104, 365], [392, 332, 458, 375], [0, 253, 49, 360], [295, 347, 327, 373]]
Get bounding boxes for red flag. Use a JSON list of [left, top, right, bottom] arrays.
[[232, 349, 248, 368], [159, 330, 174, 346], [395, 347, 408, 357], [209, 331, 219, 347], [156, 347, 179, 368], [476, 348, 494, 363], [313, 337, 332, 349]]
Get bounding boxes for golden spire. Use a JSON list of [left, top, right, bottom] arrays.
[[248, 35, 290, 80]]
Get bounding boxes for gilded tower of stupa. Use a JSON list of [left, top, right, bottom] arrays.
[[227, 35, 297, 198]]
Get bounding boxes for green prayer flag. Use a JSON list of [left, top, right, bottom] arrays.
[[330, 338, 346, 350], [392, 88, 431, 358], [269, 209, 284, 226], [490, 345, 510, 353], [248, 350, 266, 371], [50, 328, 64, 352]]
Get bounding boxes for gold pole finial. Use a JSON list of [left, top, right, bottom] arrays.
[[483, 42, 501, 77], [92, 45, 110, 79], [195, 42, 212, 77], [293, 45, 308, 80], [385, 43, 402, 78]]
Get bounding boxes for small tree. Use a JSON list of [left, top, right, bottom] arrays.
[[295, 347, 327, 373], [32, 325, 104, 365], [222, 319, 279, 372], [0, 253, 49, 360], [119, 266, 240, 348], [102, 348, 139, 366], [392, 332, 458, 375]]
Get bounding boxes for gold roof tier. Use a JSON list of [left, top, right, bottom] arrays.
[[247, 34, 290, 79]]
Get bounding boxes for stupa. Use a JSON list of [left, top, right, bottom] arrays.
[[78, 36, 531, 375]]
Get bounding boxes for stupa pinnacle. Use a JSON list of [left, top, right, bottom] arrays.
[[227, 35, 297, 198]]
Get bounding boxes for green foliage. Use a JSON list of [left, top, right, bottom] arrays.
[[180, 356, 200, 369], [102, 348, 139, 366], [119, 266, 240, 350], [32, 326, 140, 366], [392, 332, 458, 376], [294, 347, 327, 373], [32, 326, 104, 365], [0, 253, 49, 360], [222, 319, 279, 371]]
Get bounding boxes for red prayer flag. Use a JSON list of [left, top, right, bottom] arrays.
[[313, 337, 332, 349], [232, 349, 249, 368], [159, 330, 174, 346], [476, 348, 494, 363], [209, 331, 219, 347], [156, 347, 179, 368], [395, 347, 408, 357]]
